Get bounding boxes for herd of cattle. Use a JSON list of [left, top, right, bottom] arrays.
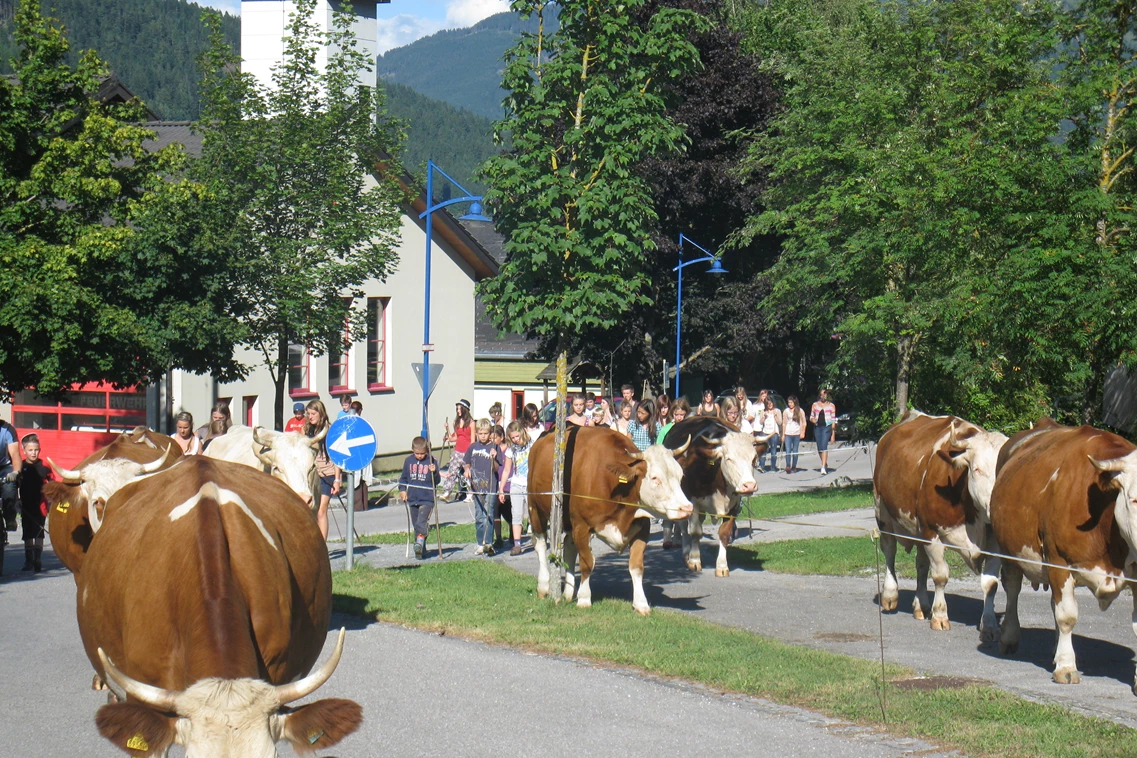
[[525, 411, 1137, 698], [40, 425, 362, 756], [28, 409, 1137, 753]]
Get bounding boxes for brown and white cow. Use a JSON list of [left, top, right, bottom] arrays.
[[662, 417, 770, 577], [990, 419, 1137, 692], [528, 426, 693, 615], [44, 429, 182, 576], [79, 455, 362, 755], [874, 411, 1007, 638], [204, 425, 326, 507]]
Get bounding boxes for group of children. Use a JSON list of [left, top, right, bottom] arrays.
[[399, 415, 535, 560], [0, 421, 51, 575]]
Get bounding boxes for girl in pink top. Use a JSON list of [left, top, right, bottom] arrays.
[[809, 388, 837, 474]]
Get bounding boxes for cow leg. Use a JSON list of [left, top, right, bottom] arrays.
[[1131, 588, 1137, 696], [926, 538, 950, 631], [1050, 571, 1081, 685], [533, 530, 550, 599], [979, 552, 1002, 644], [878, 530, 900, 612], [999, 560, 1024, 655], [629, 519, 651, 615], [562, 532, 578, 603], [715, 518, 732, 577], [912, 544, 932, 620], [575, 523, 595, 609], [683, 513, 701, 572]]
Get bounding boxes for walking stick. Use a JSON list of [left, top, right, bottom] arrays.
[[430, 437, 446, 560]]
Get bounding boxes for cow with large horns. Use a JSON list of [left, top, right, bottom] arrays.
[[662, 417, 771, 577], [528, 425, 693, 615], [874, 411, 1007, 637], [79, 456, 362, 755], [990, 419, 1137, 693], [44, 430, 182, 576], [204, 425, 327, 507]]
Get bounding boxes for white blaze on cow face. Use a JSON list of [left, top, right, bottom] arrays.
[[205, 427, 320, 506], [50, 453, 171, 532], [636, 445, 693, 520]]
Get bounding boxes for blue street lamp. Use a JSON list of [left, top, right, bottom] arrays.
[[673, 233, 727, 399], [419, 159, 489, 439]]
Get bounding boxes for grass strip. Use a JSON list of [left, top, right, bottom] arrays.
[[730, 535, 971, 579], [354, 523, 477, 545], [740, 482, 873, 520], [333, 561, 1134, 758]]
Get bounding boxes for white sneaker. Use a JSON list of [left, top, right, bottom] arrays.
[[821, 467, 828, 475], [473, 545, 485, 555]]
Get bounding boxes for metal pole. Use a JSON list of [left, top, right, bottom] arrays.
[[675, 241, 683, 399], [346, 470, 356, 570], [422, 161, 434, 440]]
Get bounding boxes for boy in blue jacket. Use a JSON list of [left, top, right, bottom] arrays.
[[400, 436, 440, 559]]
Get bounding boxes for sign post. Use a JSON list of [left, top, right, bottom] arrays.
[[326, 415, 378, 570]]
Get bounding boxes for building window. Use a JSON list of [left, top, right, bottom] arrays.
[[242, 395, 257, 427], [12, 383, 146, 433], [328, 306, 352, 392], [288, 343, 314, 397], [367, 297, 390, 390]]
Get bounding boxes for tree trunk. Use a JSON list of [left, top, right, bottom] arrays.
[[895, 332, 914, 421], [548, 350, 568, 603], [1082, 346, 1106, 426], [274, 334, 288, 431]]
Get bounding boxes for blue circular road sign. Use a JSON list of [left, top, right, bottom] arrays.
[[326, 415, 377, 471]]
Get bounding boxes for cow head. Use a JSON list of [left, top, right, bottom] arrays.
[[1088, 451, 1137, 554], [49, 449, 172, 533], [935, 423, 1008, 513], [95, 629, 362, 757], [250, 426, 327, 507], [691, 430, 762, 495], [621, 444, 693, 520]]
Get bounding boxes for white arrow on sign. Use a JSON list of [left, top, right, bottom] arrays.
[[329, 430, 376, 458]]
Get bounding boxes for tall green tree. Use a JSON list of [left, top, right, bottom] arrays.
[[0, 0, 244, 397], [478, 0, 707, 352], [189, 1, 404, 429], [738, 0, 1066, 432]]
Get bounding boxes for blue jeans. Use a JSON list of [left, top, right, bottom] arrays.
[[473, 493, 493, 547], [782, 434, 801, 470], [760, 433, 780, 471]]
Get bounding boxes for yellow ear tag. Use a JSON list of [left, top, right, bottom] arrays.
[[126, 733, 149, 751], [308, 730, 325, 745], [618, 475, 628, 484], [56, 501, 70, 513]]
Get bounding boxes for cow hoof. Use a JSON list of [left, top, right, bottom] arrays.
[[576, 598, 592, 609], [1000, 640, 1019, 656], [930, 617, 950, 631], [537, 588, 549, 599], [563, 588, 576, 602], [634, 605, 651, 616], [687, 561, 702, 572], [715, 567, 730, 577], [979, 626, 1000, 644], [92, 674, 107, 691], [913, 607, 926, 621], [880, 595, 899, 612], [1053, 667, 1081, 685]]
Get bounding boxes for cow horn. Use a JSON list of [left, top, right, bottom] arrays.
[[97, 648, 179, 712], [754, 433, 773, 444], [308, 424, 329, 448], [1088, 455, 1128, 472], [139, 447, 172, 474], [671, 435, 691, 458], [626, 449, 645, 461], [698, 433, 724, 448], [252, 426, 272, 446], [276, 628, 346, 704], [948, 420, 961, 449], [87, 498, 104, 534], [48, 458, 82, 484], [140, 435, 160, 450]]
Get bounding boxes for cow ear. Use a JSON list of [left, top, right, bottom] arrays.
[[281, 698, 363, 754], [1098, 470, 1124, 492], [95, 702, 177, 756], [935, 448, 968, 469]]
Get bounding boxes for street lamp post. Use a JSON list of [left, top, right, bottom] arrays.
[[674, 233, 727, 399], [419, 159, 491, 440]]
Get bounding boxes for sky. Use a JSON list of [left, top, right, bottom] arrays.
[[196, 0, 511, 54]]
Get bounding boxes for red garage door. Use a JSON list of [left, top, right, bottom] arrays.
[[13, 383, 147, 467]]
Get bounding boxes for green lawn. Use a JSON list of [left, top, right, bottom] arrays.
[[354, 523, 477, 545], [333, 561, 1135, 758], [730, 535, 972, 579], [740, 483, 873, 520]]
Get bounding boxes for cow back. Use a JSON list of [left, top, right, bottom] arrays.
[[76, 457, 330, 690], [45, 435, 182, 576]]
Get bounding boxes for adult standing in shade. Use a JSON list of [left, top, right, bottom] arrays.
[[810, 388, 837, 474], [695, 388, 719, 417]]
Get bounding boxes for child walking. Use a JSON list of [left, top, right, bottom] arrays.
[[498, 420, 533, 556], [18, 434, 50, 572], [465, 419, 499, 555], [399, 436, 441, 559]]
